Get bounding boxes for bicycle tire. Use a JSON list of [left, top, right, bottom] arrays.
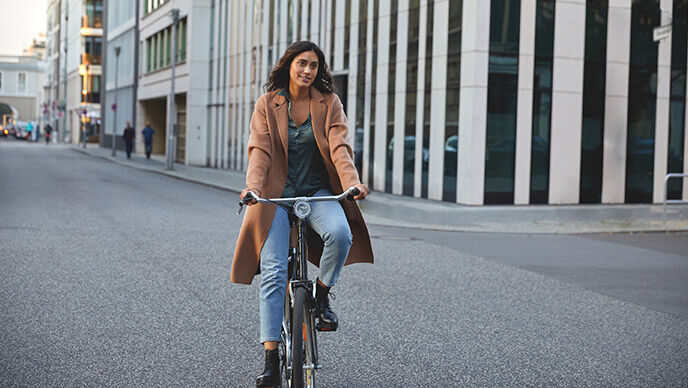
[[290, 286, 307, 388]]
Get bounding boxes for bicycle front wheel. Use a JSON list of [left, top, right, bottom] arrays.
[[290, 286, 316, 388]]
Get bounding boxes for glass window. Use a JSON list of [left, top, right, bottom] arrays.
[[0, 72, 3, 90], [443, 0, 462, 202], [18, 73, 26, 93], [165, 27, 171, 66], [385, 3, 398, 193], [625, 0, 660, 203], [485, 0, 521, 204], [668, 0, 687, 199], [344, 0, 351, 69], [179, 18, 187, 61], [421, 0, 434, 198], [80, 75, 100, 103], [580, 0, 608, 203], [530, 0, 555, 204], [84, 36, 102, 65], [146, 37, 152, 73], [368, 0, 379, 187]]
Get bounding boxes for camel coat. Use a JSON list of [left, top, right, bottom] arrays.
[[230, 87, 374, 285]]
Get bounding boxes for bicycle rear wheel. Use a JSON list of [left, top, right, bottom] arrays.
[[289, 286, 316, 388]]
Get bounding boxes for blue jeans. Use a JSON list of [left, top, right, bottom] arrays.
[[259, 189, 353, 343]]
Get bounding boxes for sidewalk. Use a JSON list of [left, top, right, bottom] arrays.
[[73, 145, 688, 234]]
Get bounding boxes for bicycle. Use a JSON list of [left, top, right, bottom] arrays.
[[238, 186, 360, 388]]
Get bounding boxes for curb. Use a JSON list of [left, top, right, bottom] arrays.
[[72, 146, 688, 235]]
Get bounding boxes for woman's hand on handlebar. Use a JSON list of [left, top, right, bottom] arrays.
[[240, 188, 258, 206], [350, 184, 369, 200]]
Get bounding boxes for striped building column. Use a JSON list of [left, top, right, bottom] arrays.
[[373, 0, 391, 191], [310, 0, 321, 44], [301, 0, 309, 40], [392, 0, 410, 195], [652, 0, 673, 203], [549, 0, 586, 204], [209, 0, 222, 168], [456, 0, 490, 205], [346, 0, 359, 144], [601, 0, 632, 203], [362, 0, 374, 185], [514, 0, 536, 204], [427, 0, 449, 201], [279, 0, 288, 54], [333, 0, 346, 71]]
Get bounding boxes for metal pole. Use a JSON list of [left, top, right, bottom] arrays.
[[166, 9, 179, 170], [112, 46, 121, 157], [62, 5, 68, 143]]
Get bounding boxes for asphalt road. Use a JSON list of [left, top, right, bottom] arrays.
[[1, 140, 687, 387]]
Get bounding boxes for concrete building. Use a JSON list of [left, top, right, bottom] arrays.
[[0, 55, 46, 129], [135, 0, 210, 163], [102, 0, 139, 151], [45, 0, 64, 141], [60, 0, 103, 144], [197, 0, 687, 205]]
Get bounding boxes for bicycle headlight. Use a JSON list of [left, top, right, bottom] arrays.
[[293, 200, 311, 219]]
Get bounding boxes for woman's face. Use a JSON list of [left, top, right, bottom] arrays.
[[289, 50, 319, 89]]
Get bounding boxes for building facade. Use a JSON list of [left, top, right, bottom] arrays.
[[60, 0, 103, 144], [45, 0, 63, 141], [134, 0, 209, 164], [197, 0, 687, 205], [0, 55, 46, 127], [102, 0, 139, 150]]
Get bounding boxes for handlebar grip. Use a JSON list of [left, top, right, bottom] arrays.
[[346, 187, 360, 201]]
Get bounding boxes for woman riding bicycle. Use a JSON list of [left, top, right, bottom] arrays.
[[231, 41, 374, 387]]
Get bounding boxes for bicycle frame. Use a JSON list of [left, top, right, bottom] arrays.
[[238, 187, 358, 387]]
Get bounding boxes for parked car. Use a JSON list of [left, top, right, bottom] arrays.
[[13, 122, 30, 140]]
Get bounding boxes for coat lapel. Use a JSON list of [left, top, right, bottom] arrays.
[[274, 92, 289, 161], [309, 87, 330, 162]]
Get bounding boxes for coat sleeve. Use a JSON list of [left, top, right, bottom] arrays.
[[327, 94, 361, 190], [245, 96, 271, 197]]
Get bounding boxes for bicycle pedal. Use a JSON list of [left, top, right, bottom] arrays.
[[316, 322, 337, 332]]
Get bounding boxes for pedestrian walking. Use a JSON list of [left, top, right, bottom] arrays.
[[26, 121, 34, 141], [44, 124, 52, 144], [232, 41, 374, 387], [142, 123, 154, 159], [122, 122, 135, 159]]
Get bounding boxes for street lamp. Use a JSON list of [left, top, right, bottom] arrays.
[[112, 46, 121, 157], [166, 8, 180, 170]]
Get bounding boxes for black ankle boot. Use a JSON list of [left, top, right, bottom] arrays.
[[315, 281, 338, 331], [256, 348, 281, 387]]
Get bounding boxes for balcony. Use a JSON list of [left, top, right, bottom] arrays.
[[81, 15, 103, 29], [81, 53, 101, 66], [80, 15, 103, 36]]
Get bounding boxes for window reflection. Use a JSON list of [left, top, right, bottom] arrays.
[[530, 0, 555, 204], [668, 1, 687, 200], [443, 0, 462, 202], [580, 1, 608, 203], [485, 0, 521, 204], [625, 0, 659, 203]]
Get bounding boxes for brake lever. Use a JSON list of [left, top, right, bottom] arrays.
[[237, 191, 258, 216], [236, 201, 245, 216]]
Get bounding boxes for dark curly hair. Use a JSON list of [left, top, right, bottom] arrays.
[[264, 41, 334, 94]]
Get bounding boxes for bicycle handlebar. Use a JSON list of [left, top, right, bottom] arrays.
[[237, 187, 360, 216]]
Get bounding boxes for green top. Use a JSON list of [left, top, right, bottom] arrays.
[[280, 90, 329, 198]]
